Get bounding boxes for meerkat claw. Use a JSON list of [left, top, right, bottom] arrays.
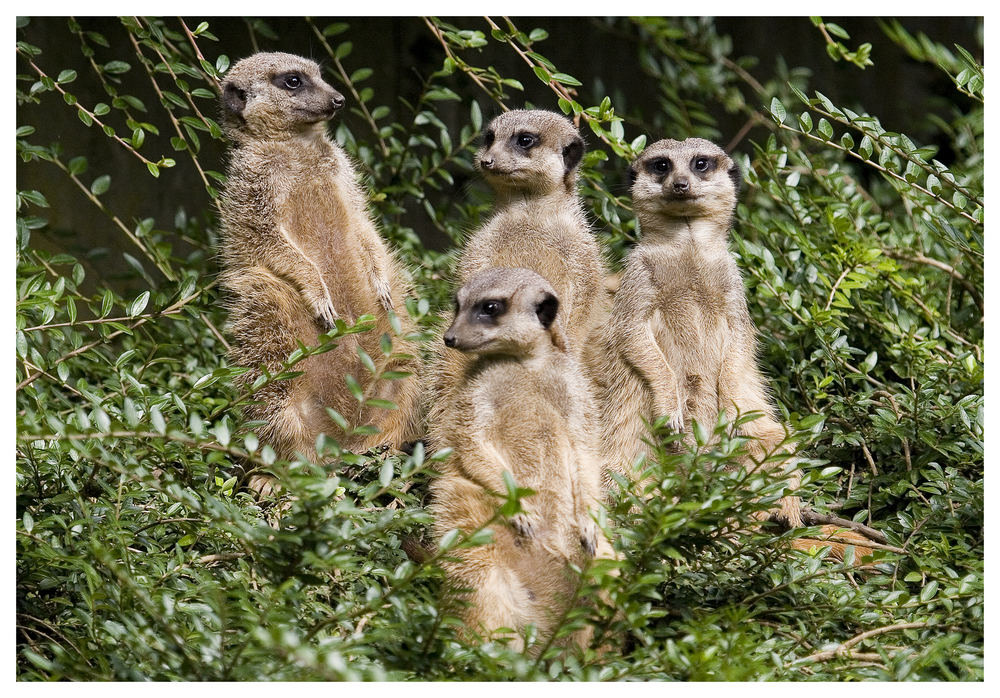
[[579, 519, 599, 556], [510, 513, 537, 540], [668, 412, 685, 432], [373, 277, 395, 312]]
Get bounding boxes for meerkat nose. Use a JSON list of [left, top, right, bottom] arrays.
[[479, 156, 495, 170], [331, 93, 346, 110], [672, 179, 689, 192], [443, 333, 457, 348]]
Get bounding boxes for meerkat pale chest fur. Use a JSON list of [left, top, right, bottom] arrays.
[[429, 268, 612, 653], [217, 53, 421, 489], [598, 138, 802, 528]]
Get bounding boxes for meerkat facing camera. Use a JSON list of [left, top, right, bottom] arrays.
[[597, 137, 802, 528], [217, 52, 421, 490], [429, 268, 612, 653]]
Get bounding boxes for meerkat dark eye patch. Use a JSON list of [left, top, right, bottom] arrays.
[[272, 72, 306, 90], [535, 293, 559, 329], [513, 132, 540, 151], [474, 299, 506, 323], [483, 130, 495, 148], [627, 164, 638, 187], [647, 158, 672, 177], [691, 156, 717, 175], [222, 83, 247, 116]]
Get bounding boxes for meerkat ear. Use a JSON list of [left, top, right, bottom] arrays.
[[535, 292, 559, 329], [562, 136, 584, 174], [222, 83, 248, 117], [728, 160, 743, 196]]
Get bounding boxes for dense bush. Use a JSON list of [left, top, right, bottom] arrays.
[[16, 17, 983, 680]]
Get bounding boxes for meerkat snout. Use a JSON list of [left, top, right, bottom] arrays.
[[445, 268, 566, 355]]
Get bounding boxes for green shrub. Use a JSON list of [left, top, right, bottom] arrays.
[[16, 17, 982, 680]]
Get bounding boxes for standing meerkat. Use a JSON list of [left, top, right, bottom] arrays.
[[456, 109, 607, 353], [429, 268, 612, 653], [598, 137, 803, 528], [217, 52, 421, 490], [429, 110, 608, 434]]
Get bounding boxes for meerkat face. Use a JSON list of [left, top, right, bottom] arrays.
[[444, 268, 564, 357], [476, 110, 585, 196], [220, 52, 345, 140], [629, 138, 741, 224]]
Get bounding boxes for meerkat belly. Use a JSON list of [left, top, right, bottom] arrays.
[[281, 174, 377, 319], [655, 289, 730, 427]]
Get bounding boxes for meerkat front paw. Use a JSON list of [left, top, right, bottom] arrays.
[[247, 473, 279, 498], [510, 513, 538, 541], [778, 494, 804, 529], [372, 277, 395, 313], [667, 411, 685, 432], [311, 294, 340, 332], [579, 518, 599, 556]]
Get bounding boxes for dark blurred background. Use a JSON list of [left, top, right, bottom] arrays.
[[16, 16, 981, 282]]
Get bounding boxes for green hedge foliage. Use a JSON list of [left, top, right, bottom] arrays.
[[16, 17, 983, 680]]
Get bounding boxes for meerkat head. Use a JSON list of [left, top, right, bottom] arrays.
[[476, 110, 585, 196], [220, 52, 345, 142], [628, 138, 742, 227], [444, 268, 568, 357]]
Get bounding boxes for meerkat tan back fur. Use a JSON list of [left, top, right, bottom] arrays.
[[429, 268, 611, 653], [597, 137, 803, 528], [217, 52, 420, 488]]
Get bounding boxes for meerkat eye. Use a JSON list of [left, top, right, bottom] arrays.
[[283, 74, 302, 89], [692, 156, 713, 172], [515, 133, 538, 150], [649, 158, 671, 174], [476, 300, 506, 320]]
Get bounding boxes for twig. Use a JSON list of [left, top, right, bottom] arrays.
[[799, 508, 887, 544], [883, 249, 982, 313], [794, 621, 926, 666]]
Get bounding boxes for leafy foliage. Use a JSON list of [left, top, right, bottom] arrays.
[[16, 17, 982, 680]]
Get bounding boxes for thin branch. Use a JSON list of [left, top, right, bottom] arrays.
[[800, 508, 887, 544]]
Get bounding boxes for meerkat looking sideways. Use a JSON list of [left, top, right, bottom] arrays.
[[430, 268, 611, 653], [456, 109, 606, 354], [429, 110, 608, 442], [217, 53, 420, 491], [598, 137, 802, 528]]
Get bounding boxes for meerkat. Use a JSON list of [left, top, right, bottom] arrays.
[[597, 137, 803, 528], [455, 109, 606, 352], [429, 268, 612, 653], [217, 52, 421, 491], [428, 109, 608, 442]]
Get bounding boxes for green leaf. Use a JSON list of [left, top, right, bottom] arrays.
[[344, 374, 363, 401], [127, 291, 150, 317], [379, 460, 394, 487], [90, 175, 110, 196], [769, 97, 786, 124]]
